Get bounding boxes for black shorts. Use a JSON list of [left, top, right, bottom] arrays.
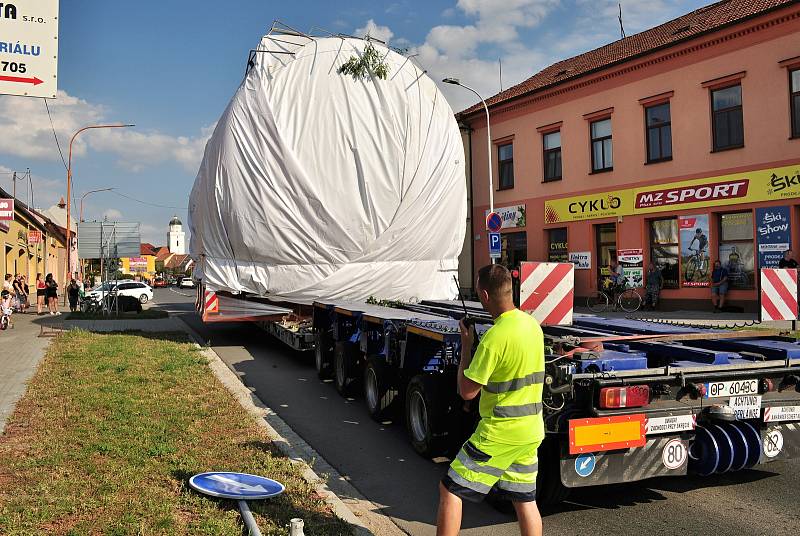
[[37, 289, 45, 297], [46, 289, 57, 299]]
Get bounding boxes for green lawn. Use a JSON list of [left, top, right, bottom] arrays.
[[0, 331, 349, 535]]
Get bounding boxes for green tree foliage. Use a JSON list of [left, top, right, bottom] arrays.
[[337, 41, 389, 81]]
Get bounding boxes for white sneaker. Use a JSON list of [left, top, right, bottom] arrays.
[[56, 311, 61, 315], [50, 312, 55, 315]]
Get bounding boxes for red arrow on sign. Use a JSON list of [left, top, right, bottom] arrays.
[[0, 75, 43, 85]]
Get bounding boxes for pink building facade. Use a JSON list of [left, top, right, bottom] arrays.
[[459, 0, 800, 309]]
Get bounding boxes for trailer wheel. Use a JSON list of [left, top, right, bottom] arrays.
[[315, 332, 333, 379], [405, 374, 448, 457], [364, 357, 395, 421], [334, 342, 355, 395], [535, 436, 570, 505]]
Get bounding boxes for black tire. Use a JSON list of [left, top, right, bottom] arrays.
[[536, 436, 570, 505], [314, 332, 333, 379], [618, 289, 642, 313], [139, 294, 149, 304], [334, 341, 355, 396], [364, 357, 395, 421], [405, 374, 449, 457], [685, 258, 697, 282], [586, 291, 608, 313]]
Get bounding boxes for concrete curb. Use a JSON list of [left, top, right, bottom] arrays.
[[176, 317, 408, 536]]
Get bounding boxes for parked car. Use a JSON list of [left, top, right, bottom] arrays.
[[178, 277, 196, 289], [87, 281, 154, 304], [153, 277, 167, 288]]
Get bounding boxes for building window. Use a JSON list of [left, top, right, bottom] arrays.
[[719, 212, 754, 289], [595, 223, 617, 272], [590, 118, 613, 172], [500, 231, 527, 269], [645, 102, 672, 163], [711, 85, 743, 151], [650, 218, 679, 289], [498, 143, 514, 190], [543, 131, 562, 182], [547, 228, 568, 263], [791, 69, 800, 138]]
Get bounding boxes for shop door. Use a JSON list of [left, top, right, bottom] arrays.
[[501, 231, 527, 270], [595, 223, 617, 283]]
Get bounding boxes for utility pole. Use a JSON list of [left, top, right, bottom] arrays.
[[11, 171, 16, 199]]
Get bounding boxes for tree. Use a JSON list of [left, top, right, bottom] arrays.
[[337, 41, 389, 81]]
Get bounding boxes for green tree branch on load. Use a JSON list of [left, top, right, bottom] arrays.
[[338, 41, 389, 81]]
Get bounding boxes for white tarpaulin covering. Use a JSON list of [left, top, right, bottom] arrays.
[[189, 31, 466, 303]]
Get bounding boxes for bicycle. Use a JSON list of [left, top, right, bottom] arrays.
[[586, 280, 642, 313], [80, 295, 103, 314], [684, 247, 708, 282]]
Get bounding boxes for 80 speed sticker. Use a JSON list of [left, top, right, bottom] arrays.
[[662, 439, 687, 470]]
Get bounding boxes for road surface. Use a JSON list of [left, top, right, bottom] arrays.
[[155, 288, 799, 535]]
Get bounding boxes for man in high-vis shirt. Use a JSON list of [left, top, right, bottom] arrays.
[[437, 264, 545, 536]]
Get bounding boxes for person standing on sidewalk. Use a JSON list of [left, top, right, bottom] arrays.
[[3, 274, 12, 295], [437, 264, 544, 536], [67, 278, 81, 313], [645, 262, 663, 310], [711, 260, 729, 312], [35, 273, 46, 315], [779, 250, 798, 269], [45, 273, 60, 315]]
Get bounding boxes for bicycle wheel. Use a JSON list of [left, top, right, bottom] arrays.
[[618, 289, 642, 313], [586, 291, 609, 313], [685, 258, 697, 282]]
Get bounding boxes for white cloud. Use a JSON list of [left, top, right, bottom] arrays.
[[103, 208, 122, 220], [0, 164, 64, 210], [354, 19, 394, 43], [0, 90, 212, 173]]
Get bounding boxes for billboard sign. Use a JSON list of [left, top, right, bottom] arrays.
[[0, 0, 59, 98], [756, 206, 791, 269], [679, 215, 710, 287], [0, 198, 13, 220], [27, 229, 42, 244]]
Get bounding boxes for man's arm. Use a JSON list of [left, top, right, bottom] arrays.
[[458, 319, 483, 401]]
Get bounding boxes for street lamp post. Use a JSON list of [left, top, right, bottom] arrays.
[[65, 124, 133, 284], [79, 187, 115, 223], [442, 77, 495, 263]]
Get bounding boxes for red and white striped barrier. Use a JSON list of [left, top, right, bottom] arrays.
[[519, 262, 575, 326], [204, 290, 219, 315], [760, 268, 798, 322]]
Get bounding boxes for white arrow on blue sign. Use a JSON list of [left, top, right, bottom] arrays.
[[189, 472, 285, 500], [489, 232, 502, 259]]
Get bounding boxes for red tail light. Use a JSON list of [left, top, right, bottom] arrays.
[[760, 378, 775, 393], [599, 385, 650, 409]]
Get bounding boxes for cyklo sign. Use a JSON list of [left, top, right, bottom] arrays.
[[544, 163, 800, 224], [0, 0, 59, 98]]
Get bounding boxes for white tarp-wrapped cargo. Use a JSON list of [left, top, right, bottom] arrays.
[[189, 27, 466, 303]]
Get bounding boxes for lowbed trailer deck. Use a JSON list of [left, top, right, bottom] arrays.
[[199, 287, 800, 503]]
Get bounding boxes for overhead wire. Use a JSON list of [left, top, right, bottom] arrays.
[[109, 190, 188, 210], [43, 98, 69, 171]]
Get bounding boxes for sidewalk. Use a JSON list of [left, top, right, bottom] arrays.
[[0, 311, 52, 434], [573, 307, 795, 330]]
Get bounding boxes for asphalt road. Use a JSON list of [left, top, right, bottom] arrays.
[[155, 289, 799, 535]]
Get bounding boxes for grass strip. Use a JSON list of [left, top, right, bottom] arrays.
[[0, 331, 349, 535]]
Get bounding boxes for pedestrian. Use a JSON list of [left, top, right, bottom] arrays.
[[12, 275, 26, 313], [2, 273, 12, 294], [0, 289, 13, 329], [20, 274, 29, 313], [645, 262, 663, 310], [67, 278, 81, 312], [778, 250, 798, 269], [35, 273, 46, 315], [711, 260, 729, 313], [437, 264, 544, 536], [45, 273, 60, 315]]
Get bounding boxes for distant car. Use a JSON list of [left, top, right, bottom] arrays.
[[87, 281, 154, 304], [178, 277, 196, 289], [153, 277, 167, 288], [168, 277, 178, 286]]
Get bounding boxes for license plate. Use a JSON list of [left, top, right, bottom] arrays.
[[729, 395, 762, 419], [705, 379, 758, 398]]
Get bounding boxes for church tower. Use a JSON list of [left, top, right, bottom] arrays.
[[167, 216, 186, 254]]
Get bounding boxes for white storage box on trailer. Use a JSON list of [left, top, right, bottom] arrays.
[[189, 26, 466, 304]]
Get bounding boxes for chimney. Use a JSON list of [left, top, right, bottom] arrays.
[[57, 197, 66, 209]]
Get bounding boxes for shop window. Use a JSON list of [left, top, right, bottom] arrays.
[[711, 85, 743, 151], [500, 231, 527, 269], [543, 131, 562, 182], [719, 211, 754, 289], [791, 69, 800, 138], [547, 228, 568, 263], [650, 218, 680, 289], [590, 118, 613, 172], [498, 143, 514, 190], [645, 102, 672, 163], [595, 223, 617, 281]]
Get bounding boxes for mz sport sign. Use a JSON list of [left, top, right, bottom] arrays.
[[0, 1, 59, 98]]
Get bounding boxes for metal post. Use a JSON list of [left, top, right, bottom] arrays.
[[237, 500, 263, 536]]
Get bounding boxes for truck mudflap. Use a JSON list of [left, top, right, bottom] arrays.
[[761, 422, 800, 463], [560, 435, 689, 488]]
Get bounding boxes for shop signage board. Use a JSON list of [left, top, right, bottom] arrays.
[[619, 249, 644, 288], [0, 198, 13, 220], [679, 215, 710, 287], [543, 163, 800, 224], [484, 204, 526, 229], [569, 251, 591, 270], [618, 249, 643, 265], [129, 257, 148, 272], [0, 0, 59, 98], [755, 206, 791, 269], [27, 229, 42, 244]]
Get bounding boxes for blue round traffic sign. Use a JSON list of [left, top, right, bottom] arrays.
[[574, 454, 596, 478], [486, 212, 503, 233], [189, 472, 285, 500]]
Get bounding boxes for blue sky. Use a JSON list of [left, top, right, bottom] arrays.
[[0, 0, 706, 245]]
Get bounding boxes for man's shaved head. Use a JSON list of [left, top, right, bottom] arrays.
[[476, 264, 512, 302]]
